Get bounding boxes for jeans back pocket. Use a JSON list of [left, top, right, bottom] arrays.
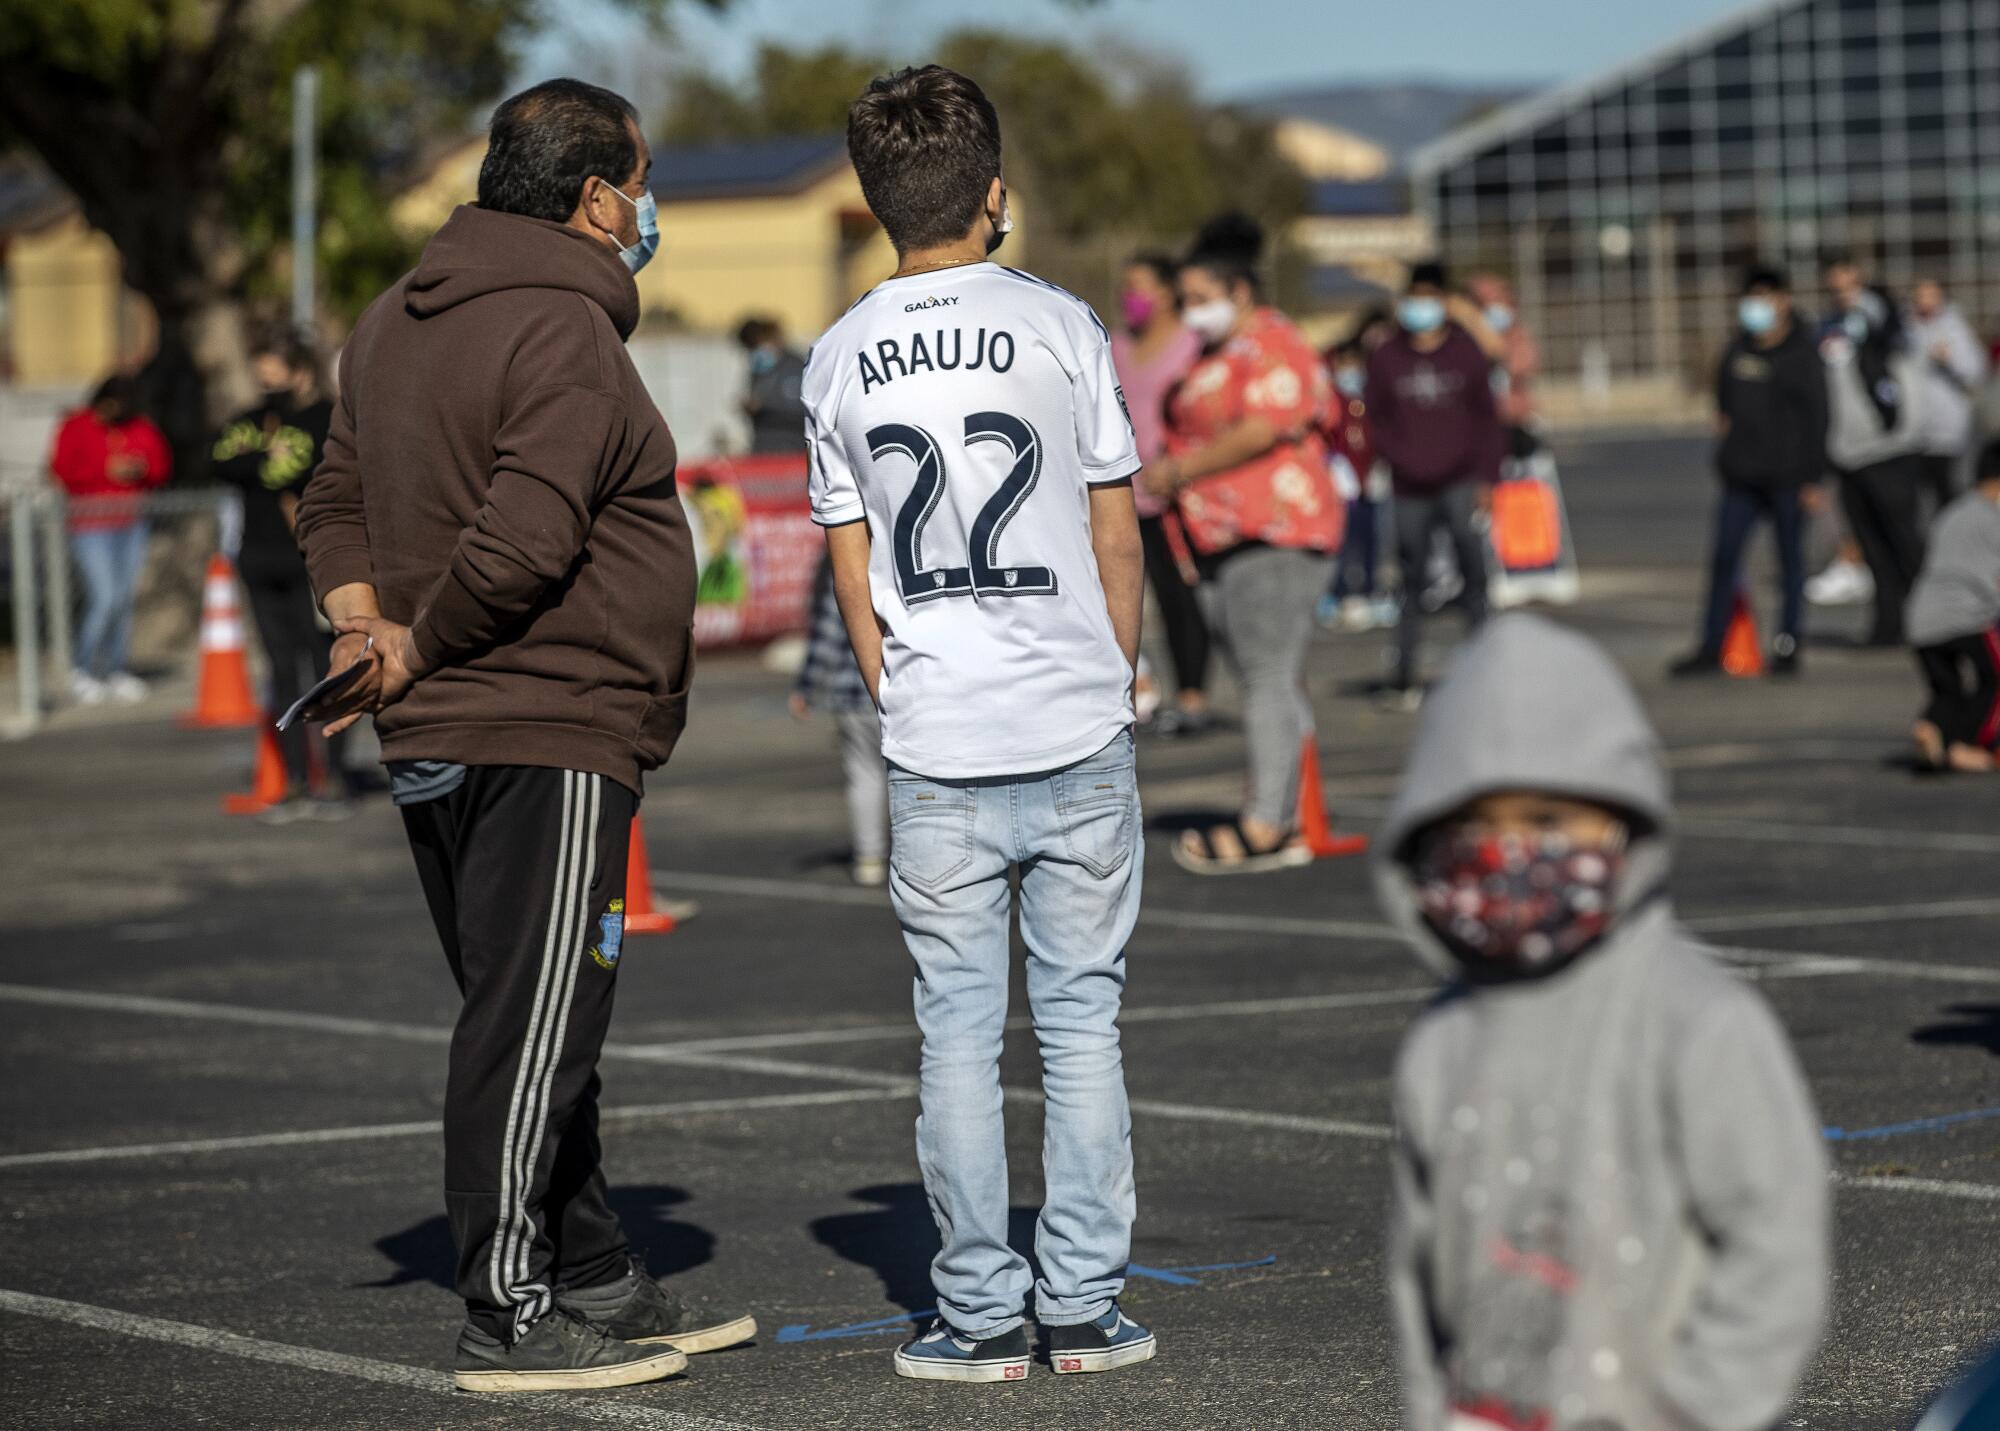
[[889, 779, 976, 890], [1052, 739, 1137, 879]]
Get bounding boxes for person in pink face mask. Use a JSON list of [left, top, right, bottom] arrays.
[[1110, 254, 1208, 734]]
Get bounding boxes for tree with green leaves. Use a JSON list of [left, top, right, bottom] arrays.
[[660, 31, 1306, 311], [0, 0, 714, 465]]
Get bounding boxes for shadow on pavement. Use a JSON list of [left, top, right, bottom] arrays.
[[362, 1183, 715, 1290], [809, 1182, 1041, 1315], [1912, 1005, 2000, 1057]]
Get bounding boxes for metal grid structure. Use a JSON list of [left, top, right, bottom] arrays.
[[1410, 0, 2000, 390]]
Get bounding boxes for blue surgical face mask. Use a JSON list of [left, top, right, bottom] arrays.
[[1842, 310, 1870, 342], [1335, 368, 1366, 397], [748, 348, 777, 376], [605, 182, 660, 275], [1739, 296, 1778, 335], [1398, 296, 1445, 334], [1484, 304, 1514, 333]]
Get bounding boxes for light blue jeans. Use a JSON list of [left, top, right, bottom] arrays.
[[72, 522, 149, 679], [886, 728, 1142, 1338]]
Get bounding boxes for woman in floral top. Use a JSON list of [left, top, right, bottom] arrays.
[[1142, 214, 1344, 873]]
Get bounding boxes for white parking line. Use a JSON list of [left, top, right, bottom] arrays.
[[636, 986, 1438, 1056], [1836, 1173, 2000, 1204], [0, 1088, 913, 1171], [1690, 897, 2000, 935], [648, 869, 1400, 942], [0, 1288, 753, 1429]]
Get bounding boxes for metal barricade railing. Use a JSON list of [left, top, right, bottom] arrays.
[[5, 484, 235, 734]]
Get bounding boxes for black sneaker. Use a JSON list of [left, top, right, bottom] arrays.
[[452, 1309, 686, 1393], [1045, 1303, 1158, 1375], [892, 1319, 1031, 1383], [1770, 633, 1801, 676], [557, 1260, 757, 1355], [1668, 650, 1724, 679]]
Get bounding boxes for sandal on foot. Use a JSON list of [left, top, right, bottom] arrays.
[[1171, 820, 1311, 876]]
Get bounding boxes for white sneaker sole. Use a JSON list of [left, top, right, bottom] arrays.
[[632, 1313, 758, 1354], [892, 1348, 1030, 1382], [454, 1346, 686, 1392], [1052, 1334, 1158, 1374]]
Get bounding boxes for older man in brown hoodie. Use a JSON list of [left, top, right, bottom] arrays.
[[296, 78, 747, 1393]]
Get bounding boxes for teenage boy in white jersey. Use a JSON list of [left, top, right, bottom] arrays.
[[806, 65, 1152, 1384]]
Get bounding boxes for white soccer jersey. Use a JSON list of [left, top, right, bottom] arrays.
[[805, 262, 1140, 779]]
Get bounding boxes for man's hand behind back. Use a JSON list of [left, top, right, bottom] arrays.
[[321, 618, 430, 735]]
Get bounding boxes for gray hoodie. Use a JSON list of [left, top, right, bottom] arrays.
[[1824, 338, 1927, 473], [1375, 614, 1829, 1431], [1905, 302, 1988, 458]]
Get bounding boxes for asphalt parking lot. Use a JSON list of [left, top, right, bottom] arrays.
[[4, 430, 1997, 1430]]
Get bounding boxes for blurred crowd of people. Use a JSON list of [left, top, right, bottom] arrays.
[[1671, 255, 2000, 773]]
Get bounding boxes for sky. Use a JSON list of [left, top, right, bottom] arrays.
[[522, 0, 1760, 108]]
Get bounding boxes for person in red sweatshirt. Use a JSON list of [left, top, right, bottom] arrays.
[[47, 376, 172, 704], [1365, 259, 1504, 707]]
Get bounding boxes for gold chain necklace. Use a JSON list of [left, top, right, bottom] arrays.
[[891, 254, 986, 280]]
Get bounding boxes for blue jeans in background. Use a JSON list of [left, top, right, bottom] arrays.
[[72, 522, 150, 678], [886, 728, 1142, 1338], [1699, 481, 1804, 654]]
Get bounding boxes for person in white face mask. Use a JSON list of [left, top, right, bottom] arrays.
[[1141, 212, 1344, 873]]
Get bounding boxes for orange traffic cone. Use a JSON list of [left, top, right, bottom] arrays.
[[1720, 588, 1765, 678], [622, 817, 675, 934], [1296, 734, 1369, 859], [181, 554, 259, 727], [222, 721, 289, 814]]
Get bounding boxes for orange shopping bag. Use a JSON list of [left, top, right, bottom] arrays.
[[1490, 477, 1563, 572]]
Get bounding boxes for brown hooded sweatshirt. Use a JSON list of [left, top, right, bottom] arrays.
[[297, 205, 696, 794]]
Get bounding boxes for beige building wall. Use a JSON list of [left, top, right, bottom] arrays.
[[6, 213, 148, 386]]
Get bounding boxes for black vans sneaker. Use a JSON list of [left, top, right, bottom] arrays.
[[1770, 632, 1801, 676], [892, 1319, 1031, 1383], [453, 1309, 686, 1392], [557, 1259, 757, 1355], [1045, 1304, 1157, 1375]]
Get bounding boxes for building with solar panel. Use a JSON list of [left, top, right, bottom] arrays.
[[1410, 0, 2000, 406]]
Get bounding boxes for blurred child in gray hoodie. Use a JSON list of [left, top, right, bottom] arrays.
[[1375, 613, 1829, 1431]]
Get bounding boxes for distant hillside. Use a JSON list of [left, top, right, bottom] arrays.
[[1239, 79, 1543, 167]]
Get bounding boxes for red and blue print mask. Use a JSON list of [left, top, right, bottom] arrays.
[[1411, 826, 1627, 977]]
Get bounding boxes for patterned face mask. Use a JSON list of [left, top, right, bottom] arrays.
[[1412, 826, 1627, 976]]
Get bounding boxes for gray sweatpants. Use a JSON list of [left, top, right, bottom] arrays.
[[1201, 545, 1335, 831], [1393, 483, 1488, 689], [835, 708, 889, 864]]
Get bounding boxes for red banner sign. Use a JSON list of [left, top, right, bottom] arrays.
[[679, 452, 820, 648]]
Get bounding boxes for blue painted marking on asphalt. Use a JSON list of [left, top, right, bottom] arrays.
[[777, 1254, 1276, 1343], [777, 1310, 932, 1344], [1123, 1263, 1200, 1286], [1823, 1106, 2000, 1143]]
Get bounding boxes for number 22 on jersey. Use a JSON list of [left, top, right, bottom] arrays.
[[867, 410, 1057, 605]]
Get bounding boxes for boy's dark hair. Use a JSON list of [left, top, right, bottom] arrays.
[[1978, 436, 2000, 484], [735, 316, 778, 350], [1407, 258, 1449, 292], [478, 78, 640, 224], [1184, 212, 1265, 292], [1741, 263, 1789, 294], [847, 66, 1002, 252], [1128, 251, 1179, 287]]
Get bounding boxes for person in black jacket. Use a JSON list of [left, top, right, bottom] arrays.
[[1673, 266, 1830, 677], [212, 332, 353, 818], [735, 315, 808, 454]]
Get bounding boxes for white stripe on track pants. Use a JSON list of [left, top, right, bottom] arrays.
[[401, 764, 638, 1340]]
